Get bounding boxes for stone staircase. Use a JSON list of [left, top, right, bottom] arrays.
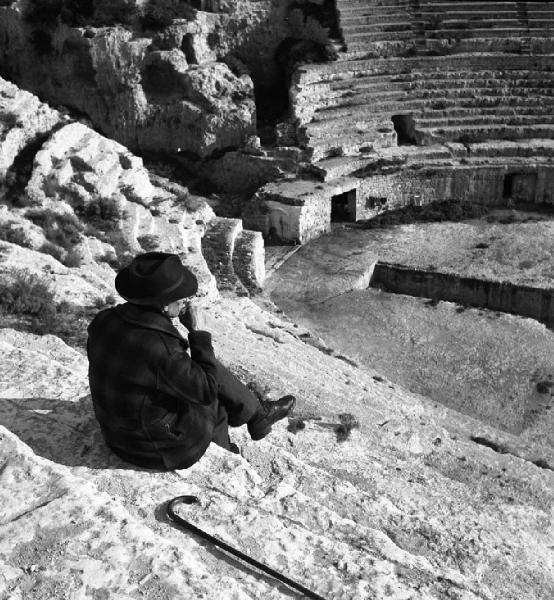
[[202, 217, 265, 295]]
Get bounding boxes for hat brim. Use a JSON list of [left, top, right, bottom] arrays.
[[115, 265, 198, 305]]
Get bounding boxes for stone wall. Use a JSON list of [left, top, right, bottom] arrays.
[[244, 176, 366, 244], [371, 261, 554, 327], [355, 163, 554, 221]]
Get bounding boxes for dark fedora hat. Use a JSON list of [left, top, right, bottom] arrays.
[[115, 252, 198, 305]]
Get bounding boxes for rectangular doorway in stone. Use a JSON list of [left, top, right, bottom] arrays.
[[391, 114, 417, 145], [503, 172, 537, 205], [331, 189, 357, 222]]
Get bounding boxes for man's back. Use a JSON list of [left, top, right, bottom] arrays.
[[87, 303, 219, 470]]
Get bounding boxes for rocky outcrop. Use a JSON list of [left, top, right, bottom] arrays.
[[0, 76, 264, 300], [0, 4, 256, 158], [0, 0, 341, 162]]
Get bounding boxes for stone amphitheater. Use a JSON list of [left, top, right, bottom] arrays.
[[0, 1, 553, 599], [250, 0, 554, 244]]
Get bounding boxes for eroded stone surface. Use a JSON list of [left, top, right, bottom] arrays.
[[0, 7, 257, 158], [0, 77, 268, 300], [0, 292, 552, 599], [0, 241, 115, 306], [0, 78, 65, 182]]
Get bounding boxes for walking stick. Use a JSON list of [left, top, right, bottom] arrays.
[[166, 495, 328, 600]]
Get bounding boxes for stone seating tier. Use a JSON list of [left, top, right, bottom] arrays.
[[425, 27, 536, 39], [309, 139, 554, 181], [336, 0, 554, 52], [301, 130, 398, 162], [343, 30, 415, 46], [341, 21, 413, 37], [313, 73, 554, 102], [293, 55, 554, 159], [340, 12, 412, 26], [418, 1, 519, 14], [303, 84, 554, 122], [338, 0, 410, 10], [337, 0, 413, 51], [295, 54, 551, 83], [415, 124, 554, 144], [305, 101, 554, 137]]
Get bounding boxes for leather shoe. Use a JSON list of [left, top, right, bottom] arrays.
[[228, 442, 240, 455], [248, 395, 296, 441]]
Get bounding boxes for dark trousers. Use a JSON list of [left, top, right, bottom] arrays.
[[211, 361, 262, 450]]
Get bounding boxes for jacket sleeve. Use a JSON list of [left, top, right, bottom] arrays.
[[156, 331, 219, 406]]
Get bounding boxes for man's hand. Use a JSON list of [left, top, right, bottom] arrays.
[[179, 305, 207, 332]]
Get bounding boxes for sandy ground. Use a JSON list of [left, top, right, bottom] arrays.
[[264, 214, 554, 445]]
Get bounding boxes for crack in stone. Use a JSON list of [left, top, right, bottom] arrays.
[[1, 489, 68, 526], [470, 435, 553, 471]]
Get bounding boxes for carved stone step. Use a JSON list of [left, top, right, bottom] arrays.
[[419, 11, 518, 20], [295, 54, 553, 83], [416, 123, 554, 144], [340, 12, 411, 25], [232, 230, 265, 292], [341, 22, 413, 36], [338, 0, 409, 11], [325, 75, 554, 97], [422, 27, 529, 39], [421, 105, 552, 118], [311, 88, 410, 111], [310, 100, 426, 123], [202, 217, 248, 294], [305, 117, 395, 137], [415, 114, 554, 128], [304, 130, 397, 162], [419, 1, 517, 11], [345, 30, 415, 45], [426, 18, 521, 29]]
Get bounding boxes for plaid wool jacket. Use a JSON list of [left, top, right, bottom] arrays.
[[87, 303, 220, 470]]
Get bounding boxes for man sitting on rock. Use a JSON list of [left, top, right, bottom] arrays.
[[87, 252, 295, 470]]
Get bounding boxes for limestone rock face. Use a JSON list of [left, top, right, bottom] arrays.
[[0, 7, 256, 158], [20, 118, 219, 298], [138, 59, 255, 156], [0, 241, 116, 306], [0, 76, 217, 299], [27, 122, 155, 209], [0, 294, 553, 599], [0, 78, 66, 183], [0, 76, 264, 298]]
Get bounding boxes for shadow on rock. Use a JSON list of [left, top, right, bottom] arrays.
[[0, 394, 139, 470]]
